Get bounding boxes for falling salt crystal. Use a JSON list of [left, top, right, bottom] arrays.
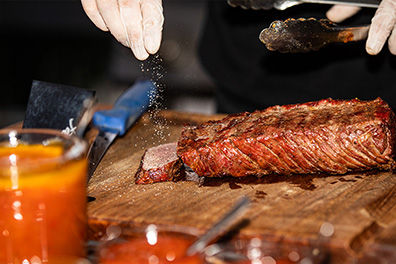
[[300, 257, 313, 264], [247, 247, 262, 260], [30, 256, 42, 264], [250, 237, 262, 247], [320, 222, 335, 237], [106, 224, 121, 240], [146, 224, 158, 245], [261, 256, 276, 264], [288, 251, 300, 262], [148, 255, 159, 264]]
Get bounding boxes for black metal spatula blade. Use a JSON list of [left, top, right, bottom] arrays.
[[22, 80, 96, 131]]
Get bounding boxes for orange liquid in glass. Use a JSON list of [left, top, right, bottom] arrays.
[[0, 144, 87, 263]]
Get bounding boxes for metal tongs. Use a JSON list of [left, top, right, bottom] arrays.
[[228, 0, 380, 10], [259, 18, 370, 53], [227, 0, 377, 53], [186, 196, 251, 262]]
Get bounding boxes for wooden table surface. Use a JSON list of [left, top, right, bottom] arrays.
[[86, 109, 396, 263]]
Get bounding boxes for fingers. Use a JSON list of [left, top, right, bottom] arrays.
[[81, 0, 108, 31], [325, 2, 396, 55], [388, 24, 396, 54], [96, 0, 130, 47], [82, 0, 164, 60], [366, 0, 396, 55], [119, 0, 149, 60], [326, 5, 361, 23], [141, 0, 164, 54], [120, 0, 164, 60]]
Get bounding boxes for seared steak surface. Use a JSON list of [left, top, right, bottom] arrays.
[[177, 98, 396, 177], [135, 142, 184, 184]]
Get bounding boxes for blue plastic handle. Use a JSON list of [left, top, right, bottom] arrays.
[[92, 79, 158, 136]]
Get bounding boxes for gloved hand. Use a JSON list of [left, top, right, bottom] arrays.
[[81, 0, 164, 60], [326, 5, 361, 23], [326, 2, 396, 55]]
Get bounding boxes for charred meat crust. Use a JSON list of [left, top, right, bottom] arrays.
[[177, 98, 396, 177]]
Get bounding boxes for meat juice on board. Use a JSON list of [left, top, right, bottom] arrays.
[[0, 130, 88, 263]]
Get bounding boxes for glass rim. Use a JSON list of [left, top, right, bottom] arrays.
[[0, 128, 88, 163]]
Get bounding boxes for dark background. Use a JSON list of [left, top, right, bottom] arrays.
[[0, 0, 216, 127], [2, 1, 396, 128]]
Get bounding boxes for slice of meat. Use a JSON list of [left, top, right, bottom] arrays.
[[177, 98, 396, 177], [135, 142, 185, 184]]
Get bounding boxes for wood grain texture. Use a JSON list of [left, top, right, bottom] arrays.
[[87, 110, 396, 263]]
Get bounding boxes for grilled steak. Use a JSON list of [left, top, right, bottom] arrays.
[[177, 98, 396, 177], [135, 142, 185, 184]]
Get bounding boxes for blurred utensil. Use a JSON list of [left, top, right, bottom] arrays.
[[75, 97, 97, 138], [186, 196, 251, 257], [228, 0, 379, 10], [259, 18, 369, 53], [23, 80, 96, 131], [87, 79, 158, 182]]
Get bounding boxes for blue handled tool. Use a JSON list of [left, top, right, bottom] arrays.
[[87, 79, 158, 182]]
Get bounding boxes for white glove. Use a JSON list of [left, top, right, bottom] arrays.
[[81, 0, 164, 60], [366, 0, 396, 55], [326, 2, 396, 55], [326, 5, 361, 23]]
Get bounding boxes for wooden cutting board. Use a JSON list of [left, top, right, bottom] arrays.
[[87, 109, 396, 263]]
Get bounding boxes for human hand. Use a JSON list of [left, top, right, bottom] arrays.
[[326, 5, 361, 23], [81, 0, 164, 60], [326, 2, 396, 55]]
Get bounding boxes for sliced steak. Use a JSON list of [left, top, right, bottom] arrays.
[[135, 142, 185, 184], [177, 98, 396, 177]]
